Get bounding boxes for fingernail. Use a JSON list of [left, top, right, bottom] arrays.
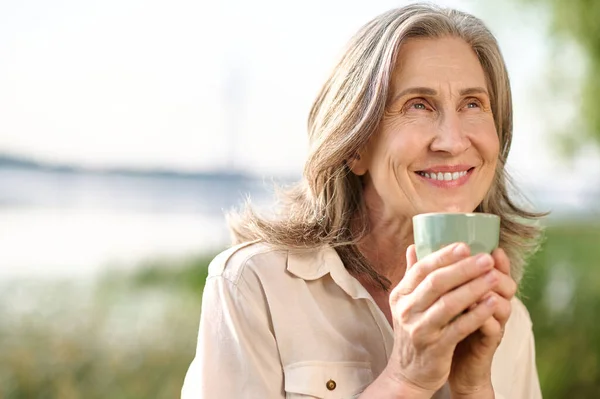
[[453, 243, 469, 256], [476, 253, 493, 269], [486, 295, 497, 306]]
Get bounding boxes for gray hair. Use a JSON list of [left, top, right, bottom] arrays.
[[228, 3, 544, 289]]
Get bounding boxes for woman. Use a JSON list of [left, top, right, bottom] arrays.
[[182, 3, 544, 398]]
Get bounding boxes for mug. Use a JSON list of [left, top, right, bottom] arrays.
[[412, 212, 500, 260]]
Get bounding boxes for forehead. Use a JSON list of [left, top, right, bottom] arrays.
[[390, 36, 488, 93]]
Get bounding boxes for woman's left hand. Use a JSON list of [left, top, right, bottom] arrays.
[[446, 248, 517, 398]]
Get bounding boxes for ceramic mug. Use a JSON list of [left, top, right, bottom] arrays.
[[412, 212, 500, 260]]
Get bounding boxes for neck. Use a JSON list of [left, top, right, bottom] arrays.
[[358, 219, 413, 290], [356, 187, 415, 291]]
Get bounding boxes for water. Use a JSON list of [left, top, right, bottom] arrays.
[[0, 167, 279, 280]]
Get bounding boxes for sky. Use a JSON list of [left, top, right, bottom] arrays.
[[1, 0, 599, 184]]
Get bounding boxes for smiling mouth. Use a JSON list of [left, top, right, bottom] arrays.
[[416, 167, 475, 182]]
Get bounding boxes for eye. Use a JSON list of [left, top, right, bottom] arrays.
[[464, 98, 482, 109], [403, 98, 430, 112]]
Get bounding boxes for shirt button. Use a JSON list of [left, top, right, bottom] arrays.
[[326, 379, 336, 391]]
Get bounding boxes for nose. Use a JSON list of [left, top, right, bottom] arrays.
[[429, 111, 471, 155]]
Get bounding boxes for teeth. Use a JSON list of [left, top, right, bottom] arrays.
[[419, 170, 468, 181]]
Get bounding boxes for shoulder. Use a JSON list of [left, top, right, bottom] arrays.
[[207, 240, 290, 285]]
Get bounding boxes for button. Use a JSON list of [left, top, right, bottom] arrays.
[[326, 379, 336, 391]]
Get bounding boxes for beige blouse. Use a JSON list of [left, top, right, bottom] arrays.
[[182, 241, 542, 399]]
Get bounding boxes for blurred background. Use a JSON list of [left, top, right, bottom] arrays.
[[1, 0, 599, 398]]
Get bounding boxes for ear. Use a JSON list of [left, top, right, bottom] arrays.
[[348, 152, 368, 176]]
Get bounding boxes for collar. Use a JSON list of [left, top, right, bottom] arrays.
[[286, 245, 373, 300]]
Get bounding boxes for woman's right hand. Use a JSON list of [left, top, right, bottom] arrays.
[[381, 242, 499, 398]]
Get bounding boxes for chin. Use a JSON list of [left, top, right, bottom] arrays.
[[420, 203, 475, 214]]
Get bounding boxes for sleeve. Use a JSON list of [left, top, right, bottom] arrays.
[[181, 275, 284, 398], [510, 325, 543, 399]]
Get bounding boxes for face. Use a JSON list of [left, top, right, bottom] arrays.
[[352, 36, 500, 221]]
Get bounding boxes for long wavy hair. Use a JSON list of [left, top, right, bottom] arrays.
[[227, 3, 545, 290]]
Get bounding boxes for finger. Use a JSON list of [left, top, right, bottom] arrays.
[[490, 293, 512, 326], [492, 248, 510, 276], [478, 316, 503, 347], [441, 294, 498, 345], [394, 242, 470, 296], [424, 268, 499, 329], [489, 269, 517, 300], [406, 244, 418, 270], [475, 293, 511, 337], [409, 253, 494, 312]]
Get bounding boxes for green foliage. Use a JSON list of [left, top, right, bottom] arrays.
[[0, 254, 213, 399], [523, 0, 600, 149], [129, 252, 214, 293], [519, 222, 600, 398]]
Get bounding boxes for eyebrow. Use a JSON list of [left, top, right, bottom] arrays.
[[390, 87, 437, 104], [389, 86, 490, 105], [459, 87, 489, 97]]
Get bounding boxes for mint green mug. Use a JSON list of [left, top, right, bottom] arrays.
[[412, 213, 500, 261]]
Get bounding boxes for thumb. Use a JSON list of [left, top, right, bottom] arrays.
[[406, 244, 418, 270]]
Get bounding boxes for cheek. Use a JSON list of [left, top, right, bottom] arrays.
[[379, 120, 431, 160], [470, 120, 500, 163], [486, 133, 500, 164]]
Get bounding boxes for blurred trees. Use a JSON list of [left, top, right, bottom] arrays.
[[523, 0, 600, 152], [519, 223, 600, 398], [514, 5, 600, 395]]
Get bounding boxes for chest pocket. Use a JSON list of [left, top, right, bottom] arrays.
[[283, 361, 373, 399]]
